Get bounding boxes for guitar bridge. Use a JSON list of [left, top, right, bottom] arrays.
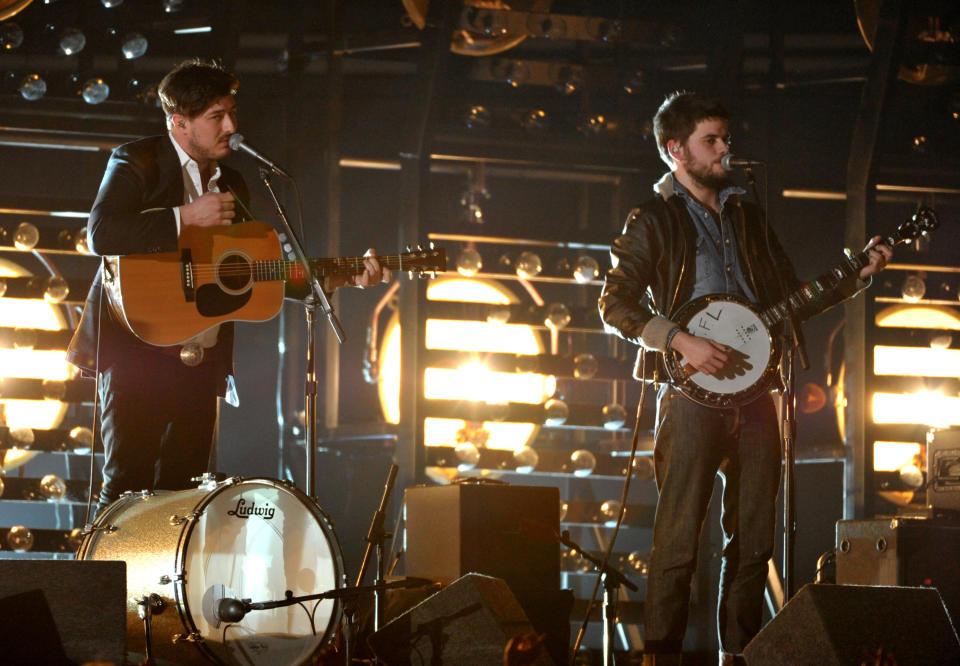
[[180, 248, 195, 302]]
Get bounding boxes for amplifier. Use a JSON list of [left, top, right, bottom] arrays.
[[836, 517, 960, 623], [403, 483, 560, 593], [928, 428, 960, 512]]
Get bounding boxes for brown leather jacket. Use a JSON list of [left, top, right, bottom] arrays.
[[599, 174, 863, 381]]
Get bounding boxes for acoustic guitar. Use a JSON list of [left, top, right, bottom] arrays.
[[102, 221, 445, 346]]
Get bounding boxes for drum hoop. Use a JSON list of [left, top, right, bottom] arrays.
[[75, 491, 153, 559], [172, 477, 346, 662]]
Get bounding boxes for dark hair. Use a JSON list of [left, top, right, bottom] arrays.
[[653, 91, 730, 166], [158, 60, 238, 122]]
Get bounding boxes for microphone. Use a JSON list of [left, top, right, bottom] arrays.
[[720, 154, 765, 171], [215, 597, 251, 623], [228, 133, 291, 178]]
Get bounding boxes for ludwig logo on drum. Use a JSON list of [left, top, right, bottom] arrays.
[[227, 498, 276, 520]]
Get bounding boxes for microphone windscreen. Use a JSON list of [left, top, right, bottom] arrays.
[[215, 597, 247, 623], [228, 133, 244, 150]]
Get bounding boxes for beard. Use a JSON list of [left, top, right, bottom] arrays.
[[687, 155, 732, 191]]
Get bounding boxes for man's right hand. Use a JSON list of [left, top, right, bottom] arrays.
[[180, 191, 235, 227], [670, 330, 729, 376]]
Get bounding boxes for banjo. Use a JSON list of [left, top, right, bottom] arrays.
[[662, 206, 940, 408]]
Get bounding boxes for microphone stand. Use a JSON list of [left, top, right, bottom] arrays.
[[560, 531, 637, 666], [259, 168, 345, 499], [744, 166, 808, 603], [355, 464, 399, 636]]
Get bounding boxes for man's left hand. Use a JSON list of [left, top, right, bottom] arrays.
[[329, 248, 391, 289], [859, 235, 893, 279]]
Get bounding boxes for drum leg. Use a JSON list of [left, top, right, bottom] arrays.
[[137, 594, 165, 666]]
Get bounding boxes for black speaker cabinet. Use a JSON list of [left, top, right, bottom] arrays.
[[368, 573, 553, 666], [404, 484, 560, 593], [744, 584, 960, 665], [836, 517, 960, 622], [0, 560, 126, 665]]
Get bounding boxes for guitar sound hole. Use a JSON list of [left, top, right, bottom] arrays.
[[217, 254, 252, 293]]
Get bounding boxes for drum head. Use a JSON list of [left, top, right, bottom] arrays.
[[181, 479, 343, 666]]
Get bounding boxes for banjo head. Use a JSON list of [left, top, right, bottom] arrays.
[[664, 294, 781, 408]]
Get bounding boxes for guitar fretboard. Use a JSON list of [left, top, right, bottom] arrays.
[[251, 252, 438, 282]]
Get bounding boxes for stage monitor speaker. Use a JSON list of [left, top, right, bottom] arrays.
[[404, 484, 560, 594], [743, 583, 960, 665], [0, 560, 126, 665], [367, 573, 554, 665]]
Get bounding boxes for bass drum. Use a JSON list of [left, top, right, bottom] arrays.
[[77, 477, 345, 666]]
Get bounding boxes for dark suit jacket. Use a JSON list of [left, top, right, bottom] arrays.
[[67, 135, 251, 394]]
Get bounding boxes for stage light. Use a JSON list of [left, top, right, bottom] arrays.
[[573, 353, 598, 379], [584, 114, 610, 134], [0, 258, 71, 457], [378, 277, 554, 451], [873, 440, 922, 471], [39, 473, 66, 500], [623, 70, 646, 95], [876, 304, 960, 330], [900, 274, 925, 301], [602, 403, 627, 430], [19, 73, 47, 101], [163, 0, 184, 12], [544, 398, 569, 425], [874, 345, 960, 378], [121, 32, 148, 59], [544, 302, 570, 330], [551, 64, 581, 95], [872, 391, 960, 428], [463, 105, 491, 129], [13, 221, 39, 250], [454, 441, 480, 471], [6, 525, 34, 552], [600, 500, 621, 526], [1, 21, 23, 49], [44, 276, 69, 303], [573, 255, 599, 283], [101, 0, 122, 6], [81, 77, 110, 104], [527, 13, 566, 39], [59, 27, 86, 55], [570, 449, 596, 477], [456, 247, 483, 276], [513, 445, 538, 473], [465, 7, 508, 37], [521, 109, 549, 131], [627, 551, 649, 575], [516, 251, 542, 278], [69, 425, 93, 453]]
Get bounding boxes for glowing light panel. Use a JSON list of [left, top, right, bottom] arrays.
[[875, 305, 960, 330], [378, 277, 553, 451], [873, 440, 922, 472], [874, 345, 960, 378], [872, 391, 960, 428]]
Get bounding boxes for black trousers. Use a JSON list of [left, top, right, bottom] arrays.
[[96, 352, 221, 514]]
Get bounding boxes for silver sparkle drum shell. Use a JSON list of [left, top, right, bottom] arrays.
[[76, 477, 345, 666]]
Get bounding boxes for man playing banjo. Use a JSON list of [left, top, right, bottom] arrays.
[[598, 92, 893, 665]]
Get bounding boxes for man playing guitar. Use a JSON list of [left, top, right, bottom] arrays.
[[67, 60, 390, 517], [599, 92, 892, 665]]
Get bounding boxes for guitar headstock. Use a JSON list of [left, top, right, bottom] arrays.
[[892, 205, 939, 246], [402, 243, 446, 279]]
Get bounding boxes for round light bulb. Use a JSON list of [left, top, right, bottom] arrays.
[[19, 73, 46, 101], [59, 28, 86, 55], [513, 446, 538, 474], [14, 221, 40, 250], [570, 449, 597, 477], [454, 441, 480, 471], [7, 526, 34, 552], [82, 78, 110, 104], [573, 353, 599, 379], [544, 303, 571, 330], [121, 32, 148, 59], [45, 276, 70, 303], [456, 247, 483, 276], [40, 474, 67, 501], [516, 251, 542, 278], [602, 403, 627, 430], [1, 22, 24, 50], [573, 255, 600, 283], [544, 399, 569, 426]]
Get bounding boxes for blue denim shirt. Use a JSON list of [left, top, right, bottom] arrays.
[[672, 175, 757, 304]]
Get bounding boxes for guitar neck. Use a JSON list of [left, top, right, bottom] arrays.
[[760, 234, 898, 328], [254, 254, 421, 282]]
